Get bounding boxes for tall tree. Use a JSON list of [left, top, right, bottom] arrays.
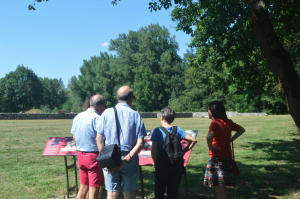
[[0, 65, 43, 112], [109, 24, 186, 110], [169, 50, 225, 112], [69, 24, 185, 111], [68, 52, 118, 107], [133, 66, 157, 111]]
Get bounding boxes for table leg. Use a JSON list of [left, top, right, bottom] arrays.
[[139, 165, 144, 199], [64, 156, 78, 198], [64, 156, 70, 198], [184, 167, 188, 199], [73, 156, 78, 195]]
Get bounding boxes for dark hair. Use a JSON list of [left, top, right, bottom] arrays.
[[90, 95, 106, 108], [161, 107, 175, 124], [82, 95, 93, 112], [208, 101, 227, 119], [117, 87, 133, 102]]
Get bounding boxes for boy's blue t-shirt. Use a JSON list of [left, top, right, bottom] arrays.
[[150, 126, 187, 158]]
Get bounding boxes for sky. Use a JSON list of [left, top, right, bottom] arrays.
[[0, 0, 192, 87]]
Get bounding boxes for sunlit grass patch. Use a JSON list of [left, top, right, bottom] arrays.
[[0, 116, 300, 198]]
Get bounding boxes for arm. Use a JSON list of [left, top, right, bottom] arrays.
[[96, 133, 104, 152], [124, 137, 144, 162], [151, 141, 158, 164], [109, 137, 144, 173], [230, 126, 245, 142], [122, 118, 146, 161], [182, 134, 197, 155], [73, 135, 76, 146], [206, 131, 220, 152]]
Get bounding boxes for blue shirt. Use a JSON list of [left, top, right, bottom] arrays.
[[71, 108, 101, 151], [150, 126, 187, 158], [97, 103, 147, 151]]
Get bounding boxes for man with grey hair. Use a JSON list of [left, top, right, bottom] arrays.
[[96, 86, 146, 199], [71, 95, 106, 199]]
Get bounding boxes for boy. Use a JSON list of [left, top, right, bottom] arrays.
[[151, 107, 197, 199]]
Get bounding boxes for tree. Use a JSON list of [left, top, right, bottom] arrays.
[[169, 50, 225, 112], [120, 0, 300, 132], [68, 24, 185, 111], [109, 24, 186, 110], [40, 77, 68, 110], [0, 84, 5, 112], [133, 66, 157, 111], [68, 52, 118, 108], [0, 65, 43, 112], [28, 0, 48, 10]]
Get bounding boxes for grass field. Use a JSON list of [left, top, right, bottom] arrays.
[[0, 116, 300, 199]]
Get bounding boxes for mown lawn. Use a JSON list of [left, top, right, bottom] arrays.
[[0, 116, 299, 199]]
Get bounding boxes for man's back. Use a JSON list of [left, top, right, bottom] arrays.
[[71, 108, 100, 152], [97, 103, 146, 151]]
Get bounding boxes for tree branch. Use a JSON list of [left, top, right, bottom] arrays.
[[273, 19, 300, 29]]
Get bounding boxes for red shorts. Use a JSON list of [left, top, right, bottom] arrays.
[[77, 151, 104, 187]]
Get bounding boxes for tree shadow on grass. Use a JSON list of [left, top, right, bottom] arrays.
[[141, 138, 300, 199]]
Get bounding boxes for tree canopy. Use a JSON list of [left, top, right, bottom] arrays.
[[68, 24, 186, 111], [110, 0, 300, 131], [0, 65, 43, 112], [0, 65, 68, 113]]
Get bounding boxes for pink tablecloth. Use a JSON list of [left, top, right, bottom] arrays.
[[42, 137, 193, 168], [138, 139, 192, 167]]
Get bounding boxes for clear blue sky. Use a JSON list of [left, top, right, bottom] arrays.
[[0, 0, 191, 87]]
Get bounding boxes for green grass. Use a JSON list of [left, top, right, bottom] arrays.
[[0, 116, 300, 198]]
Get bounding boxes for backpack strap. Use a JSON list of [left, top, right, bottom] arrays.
[[171, 126, 177, 136], [159, 126, 169, 135], [157, 127, 170, 159]]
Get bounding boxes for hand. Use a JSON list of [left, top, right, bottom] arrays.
[[106, 159, 128, 173], [107, 167, 119, 173], [209, 146, 220, 152]]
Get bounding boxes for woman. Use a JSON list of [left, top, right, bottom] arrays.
[[204, 101, 245, 199], [151, 107, 197, 199]]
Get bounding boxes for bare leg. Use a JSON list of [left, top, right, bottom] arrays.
[[86, 186, 103, 199], [77, 184, 89, 199], [107, 191, 119, 199], [123, 191, 135, 199], [97, 186, 103, 199], [88, 186, 100, 199], [214, 186, 227, 199]]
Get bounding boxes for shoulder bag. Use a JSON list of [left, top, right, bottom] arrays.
[[96, 107, 122, 168]]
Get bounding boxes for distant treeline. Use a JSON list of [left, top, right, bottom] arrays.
[[0, 24, 288, 114]]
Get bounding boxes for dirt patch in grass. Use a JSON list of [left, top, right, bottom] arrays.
[[25, 109, 44, 113]]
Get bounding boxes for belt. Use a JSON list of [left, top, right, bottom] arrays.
[[78, 151, 99, 153]]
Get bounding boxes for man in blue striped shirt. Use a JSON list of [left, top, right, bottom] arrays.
[[96, 86, 146, 199]]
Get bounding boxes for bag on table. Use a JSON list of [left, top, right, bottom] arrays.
[[96, 107, 122, 168]]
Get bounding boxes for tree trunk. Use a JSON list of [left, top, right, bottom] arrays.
[[248, 0, 300, 133]]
